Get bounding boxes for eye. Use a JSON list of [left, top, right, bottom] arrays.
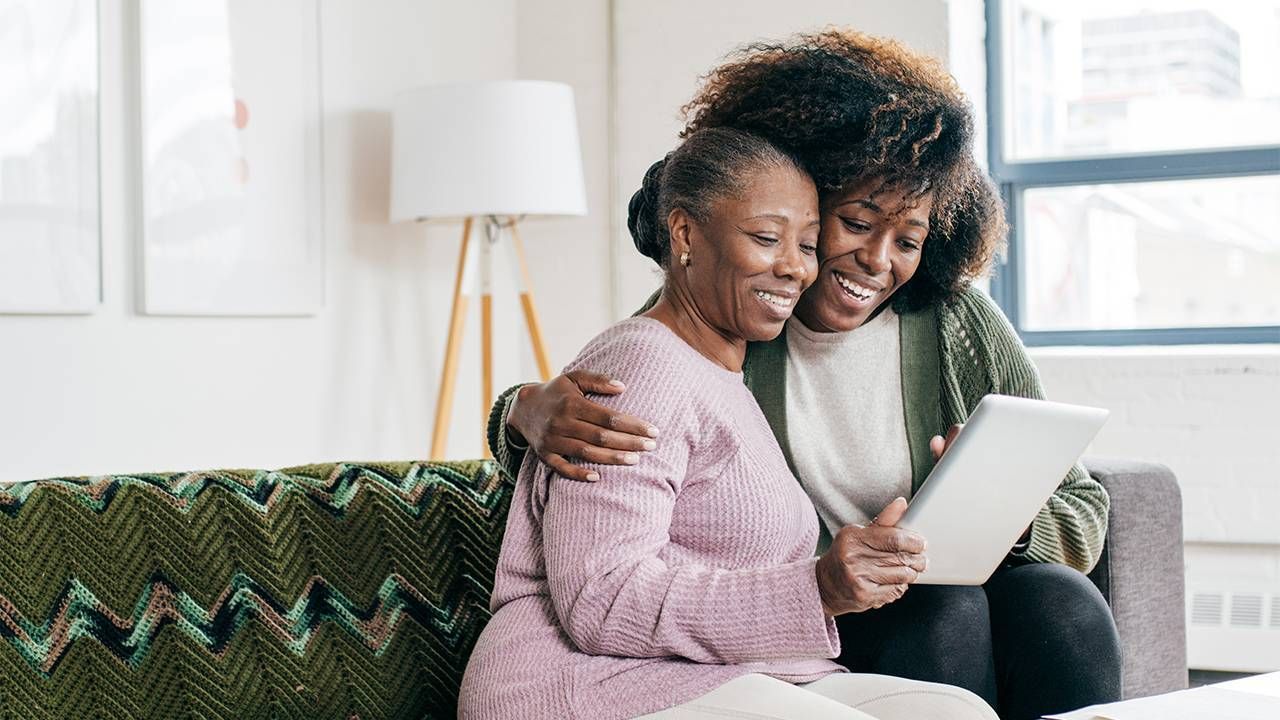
[[840, 217, 872, 233], [751, 234, 779, 245], [800, 242, 817, 255], [897, 238, 922, 253]]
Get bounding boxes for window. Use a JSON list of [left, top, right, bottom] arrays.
[[986, 0, 1280, 345]]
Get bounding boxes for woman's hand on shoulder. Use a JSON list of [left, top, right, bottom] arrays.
[[815, 497, 929, 615], [508, 371, 661, 482]]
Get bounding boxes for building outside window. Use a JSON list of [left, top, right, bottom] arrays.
[[987, 0, 1280, 344]]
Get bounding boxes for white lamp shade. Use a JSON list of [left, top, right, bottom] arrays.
[[390, 80, 588, 222]]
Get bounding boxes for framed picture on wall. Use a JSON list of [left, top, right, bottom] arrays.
[[0, 0, 100, 314], [138, 0, 324, 316]]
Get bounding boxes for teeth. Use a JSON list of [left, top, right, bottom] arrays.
[[835, 272, 877, 300], [755, 290, 793, 307]]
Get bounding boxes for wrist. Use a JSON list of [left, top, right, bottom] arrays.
[[814, 555, 838, 617], [505, 384, 535, 448]]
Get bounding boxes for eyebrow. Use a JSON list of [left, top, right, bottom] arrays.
[[837, 199, 930, 230], [744, 214, 821, 227]]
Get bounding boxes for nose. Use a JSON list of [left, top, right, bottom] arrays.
[[774, 237, 810, 285], [856, 233, 892, 276]]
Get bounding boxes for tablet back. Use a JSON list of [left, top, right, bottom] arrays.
[[900, 394, 1109, 585]]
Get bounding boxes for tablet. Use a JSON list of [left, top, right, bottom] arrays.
[[899, 394, 1109, 586]]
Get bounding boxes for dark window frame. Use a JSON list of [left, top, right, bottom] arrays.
[[984, 0, 1280, 346]]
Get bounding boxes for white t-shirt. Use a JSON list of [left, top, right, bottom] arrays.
[[784, 308, 913, 538]]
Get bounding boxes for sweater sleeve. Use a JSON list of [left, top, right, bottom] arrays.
[[538, 368, 838, 663], [486, 383, 533, 481], [484, 285, 661, 480], [961, 290, 1110, 572]]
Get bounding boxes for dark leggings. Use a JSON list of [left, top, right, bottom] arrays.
[[834, 563, 1122, 720]]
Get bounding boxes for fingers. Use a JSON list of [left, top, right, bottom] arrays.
[[542, 453, 599, 483], [867, 584, 909, 609], [859, 525, 927, 555], [851, 575, 909, 611], [573, 442, 641, 467], [930, 424, 965, 461], [872, 496, 908, 527], [565, 370, 627, 396], [867, 565, 920, 586], [575, 398, 660, 440], [565, 419, 656, 454], [870, 550, 928, 574]]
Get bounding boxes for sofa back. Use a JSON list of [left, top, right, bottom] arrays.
[[0, 460, 512, 720]]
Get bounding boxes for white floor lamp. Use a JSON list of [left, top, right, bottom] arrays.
[[390, 81, 587, 460]]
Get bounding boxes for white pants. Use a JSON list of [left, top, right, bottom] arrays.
[[636, 672, 998, 720]]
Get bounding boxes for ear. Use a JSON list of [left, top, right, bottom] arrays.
[[667, 208, 694, 264]]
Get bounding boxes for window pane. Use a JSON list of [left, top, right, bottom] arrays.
[[1020, 175, 1280, 330], [1003, 0, 1280, 160]]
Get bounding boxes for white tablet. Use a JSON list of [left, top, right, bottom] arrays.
[[899, 394, 1109, 586]]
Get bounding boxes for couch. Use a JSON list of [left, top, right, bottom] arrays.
[[0, 457, 1186, 719]]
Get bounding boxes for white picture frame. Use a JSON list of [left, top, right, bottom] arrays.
[[138, 0, 324, 316], [0, 0, 101, 315]]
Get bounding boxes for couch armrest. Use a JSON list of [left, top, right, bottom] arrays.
[[1084, 457, 1188, 699]]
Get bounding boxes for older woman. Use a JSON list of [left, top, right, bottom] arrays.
[[459, 128, 996, 720], [488, 31, 1121, 720]]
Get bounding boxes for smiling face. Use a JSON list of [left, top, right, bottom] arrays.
[[794, 177, 933, 333], [669, 163, 821, 342]]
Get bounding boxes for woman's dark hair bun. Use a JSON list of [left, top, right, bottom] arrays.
[[627, 158, 668, 264]]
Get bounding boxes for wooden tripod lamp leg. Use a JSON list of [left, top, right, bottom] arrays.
[[508, 220, 554, 381], [479, 219, 495, 459], [430, 217, 474, 460]]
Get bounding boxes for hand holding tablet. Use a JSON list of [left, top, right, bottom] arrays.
[[899, 394, 1110, 586]]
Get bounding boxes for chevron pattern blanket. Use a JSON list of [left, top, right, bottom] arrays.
[[0, 460, 512, 719]]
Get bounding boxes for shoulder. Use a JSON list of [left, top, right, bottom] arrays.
[[563, 317, 728, 428], [566, 317, 697, 380], [936, 285, 1019, 347], [937, 286, 1043, 395]]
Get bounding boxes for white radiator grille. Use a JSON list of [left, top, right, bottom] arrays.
[[1229, 594, 1264, 628], [1190, 592, 1223, 626], [1188, 587, 1280, 672]]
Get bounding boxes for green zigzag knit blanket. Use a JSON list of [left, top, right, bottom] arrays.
[[0, 460, 512, 720]]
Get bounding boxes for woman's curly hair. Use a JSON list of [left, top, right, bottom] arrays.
[[678, 28, 1007, 311]]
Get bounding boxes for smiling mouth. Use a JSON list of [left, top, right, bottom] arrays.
[[833, 271, 882, 302], [754, 289, 795, 308]]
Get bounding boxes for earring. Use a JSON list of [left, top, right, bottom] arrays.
[[679, 251, 690, 267]]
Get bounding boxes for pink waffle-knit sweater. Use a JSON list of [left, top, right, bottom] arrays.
[[459, 317, 844, 720]]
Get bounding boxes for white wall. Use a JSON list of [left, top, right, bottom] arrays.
[[610, 0, 951, 313], [0, 0, 520, 481], [515, 0, 615, 366]]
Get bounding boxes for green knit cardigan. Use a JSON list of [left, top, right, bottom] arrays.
[[487, 286, 1109, 572]]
